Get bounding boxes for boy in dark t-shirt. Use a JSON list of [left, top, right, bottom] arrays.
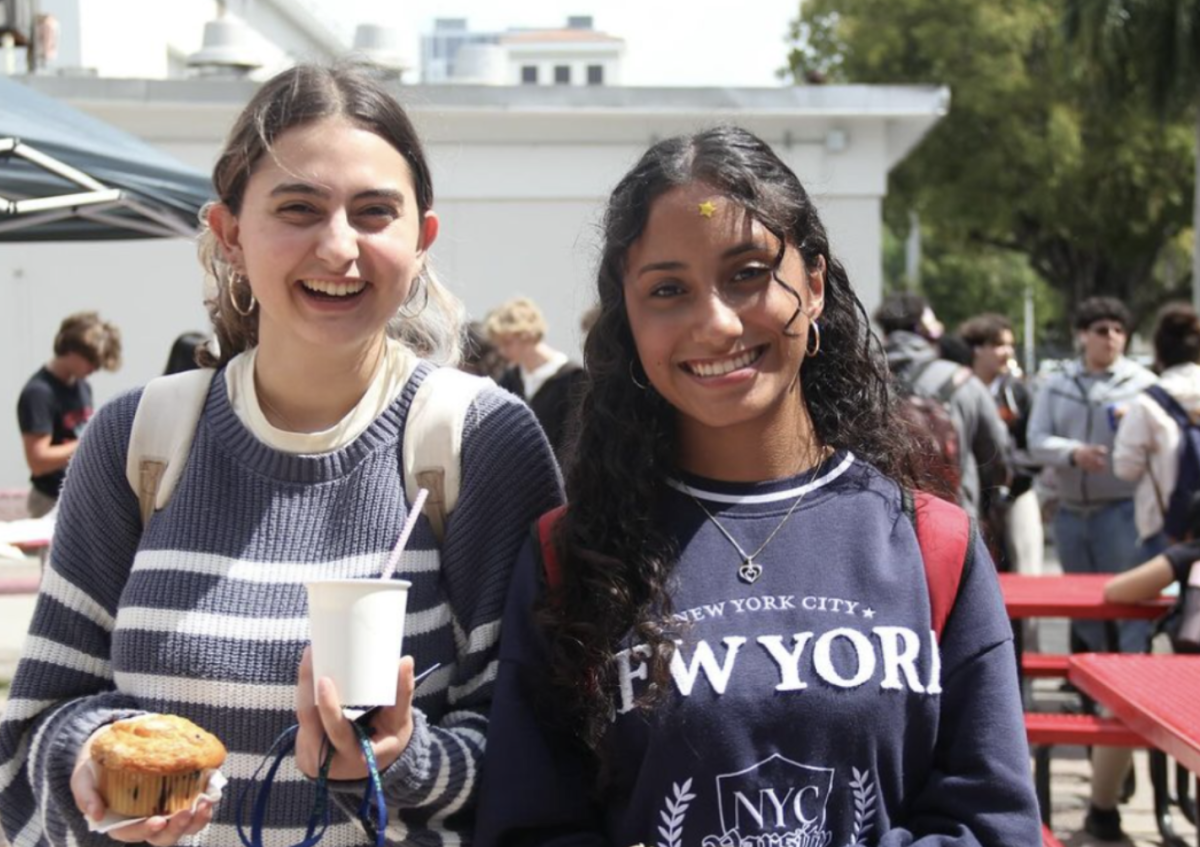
[[16, 312, 121, 517]]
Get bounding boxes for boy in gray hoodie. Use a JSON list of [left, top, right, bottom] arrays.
[[1027, 295, 1156, 841]]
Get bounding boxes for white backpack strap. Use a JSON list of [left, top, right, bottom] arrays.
[[403, 367, 491, 542], [125, 369, 215, 525]]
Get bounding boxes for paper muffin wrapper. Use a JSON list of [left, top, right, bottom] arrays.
[[87, 763, 226, 834]]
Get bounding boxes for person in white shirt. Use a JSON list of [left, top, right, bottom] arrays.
[[1114, 302, 1200, 557]]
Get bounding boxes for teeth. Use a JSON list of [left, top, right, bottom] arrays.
[[691, 348, 759, 377], [300, 279, 366, 297]]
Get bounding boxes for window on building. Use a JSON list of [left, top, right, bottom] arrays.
[[521, 65, 538, 84], [554, 65, 571, 85], [587, 65, 604, 85]]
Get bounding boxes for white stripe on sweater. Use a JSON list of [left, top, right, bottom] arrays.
[[204, 820, 367, 847], [40, 568, 115, 630], [12, 814, 39, 847], [0, 698, 63, 724], [131, 548, 442, 580], [430, 730, 476, 824], [420, 734, 452, 807], [449, 660, 498, 702], [0, 698, 78, 794], [113, 673, 294, 712], [465, 619, 501, 654], [0, 736, 31, 795], [115, 604, 453, 642], [19, 636, 111, 682]]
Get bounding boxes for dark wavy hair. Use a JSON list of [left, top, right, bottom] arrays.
[[544, 126, 919, 752], [1153, 302, 1200, 369]]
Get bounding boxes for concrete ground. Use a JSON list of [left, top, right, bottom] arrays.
[[0, 553, 1194, 846]]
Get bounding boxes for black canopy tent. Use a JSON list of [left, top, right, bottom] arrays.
[[0, 77, 213, 241]]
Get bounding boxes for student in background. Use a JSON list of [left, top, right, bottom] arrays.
[[876, 293, 1010, 518], [16, 311, 121, 517], [1113, 303, 1200, 559], [162, 331, 208, 376], [959, 312, 1043, 578], [1028, 295, 1157, 841], [485, 296, 586, 463]]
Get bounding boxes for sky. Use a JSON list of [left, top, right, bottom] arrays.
[[322, 0, 802, 87]]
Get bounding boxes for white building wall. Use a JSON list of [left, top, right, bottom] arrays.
[[504, 45, 623, 87], [0, 83, 944, 489]]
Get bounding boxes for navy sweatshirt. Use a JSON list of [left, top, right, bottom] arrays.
[[476, 453, 1040, 846]]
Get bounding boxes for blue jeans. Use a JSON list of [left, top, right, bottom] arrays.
[[1137, 531, 1168, 563], [1054, 500, 1150, 653]]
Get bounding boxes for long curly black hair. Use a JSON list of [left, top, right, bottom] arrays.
[[544, 126, 921, 752]]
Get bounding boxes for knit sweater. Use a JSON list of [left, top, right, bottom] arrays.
[[0, 363, 563, 847], [476, 453, 1040, 846]]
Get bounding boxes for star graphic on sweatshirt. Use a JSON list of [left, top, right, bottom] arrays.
[[862, 607, 876, 619]]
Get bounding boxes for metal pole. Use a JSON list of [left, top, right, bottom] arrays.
[[905, 210, 921, 290], [1193, 108, 1200, 311], [1024, 277, 1036, 378]]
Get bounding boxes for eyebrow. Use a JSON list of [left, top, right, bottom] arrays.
[[268, 183, 407, 205], [634, 241, 773, 278]]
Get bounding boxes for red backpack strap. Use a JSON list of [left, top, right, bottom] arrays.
[[904, 489, 971, 639], [536, 505, 568, 591]]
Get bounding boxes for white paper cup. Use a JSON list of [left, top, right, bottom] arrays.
[[305, 579, 411, 707]]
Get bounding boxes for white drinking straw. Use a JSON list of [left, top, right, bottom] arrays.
[[380, 488, 428, 580]]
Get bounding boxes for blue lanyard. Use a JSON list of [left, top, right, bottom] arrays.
[[236, 664, 439, 847], [352, 723, 387, 847], [236, 725, 333, 847], [236, 724, 383, 847]]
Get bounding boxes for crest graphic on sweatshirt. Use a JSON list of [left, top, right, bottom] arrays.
[[652, 754, 877, 847]]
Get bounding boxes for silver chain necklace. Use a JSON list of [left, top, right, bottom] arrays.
[[687, 447, 831, 585]]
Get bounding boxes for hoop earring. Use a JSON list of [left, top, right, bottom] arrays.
[[229, 272, 256, 318], [398, 275, 429, 319], [806, 320, 821, 357], [629, 359, 649, 390]]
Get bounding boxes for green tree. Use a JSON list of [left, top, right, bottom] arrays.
[[883, 228, 1064, 348], [786, 0, 1194, 328], [1063, 0, 1200, 307]]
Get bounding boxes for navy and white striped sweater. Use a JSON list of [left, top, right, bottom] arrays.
[[0, 364, 563, 847]]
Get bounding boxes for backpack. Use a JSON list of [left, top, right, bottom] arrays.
[[1145, 385, 1200, 543], [124, 364, 490, 541], [535, 488, 971, 640], [895, 360, 971, 502]]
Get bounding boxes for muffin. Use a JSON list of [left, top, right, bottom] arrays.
[[92, 715, 226, 817]]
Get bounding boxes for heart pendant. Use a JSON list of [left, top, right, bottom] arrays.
[[738, 560, 762, 584]]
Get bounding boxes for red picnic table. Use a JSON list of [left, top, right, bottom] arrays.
[[1071, 653, 1200, 847], [999, 572, 1175, 621], [1070, 654, 1200, 776], [1001, 573, 1186, 840]]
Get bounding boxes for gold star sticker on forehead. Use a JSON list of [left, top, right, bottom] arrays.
[[698, 200, 717, 218]]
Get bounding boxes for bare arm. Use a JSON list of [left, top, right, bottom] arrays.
[[21, 432, 78, 476], [1104, 557, 1175, 603]]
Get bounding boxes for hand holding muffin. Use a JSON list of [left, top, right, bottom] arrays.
[[71, 715, 223, 845], [294, 647, 417, 780]]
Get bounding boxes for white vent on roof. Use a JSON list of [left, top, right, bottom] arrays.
[[353, 24, 407, 78], [187, 19, 261, 77]]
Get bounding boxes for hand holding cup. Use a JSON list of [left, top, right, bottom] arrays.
[[295, 647, 416, 780]]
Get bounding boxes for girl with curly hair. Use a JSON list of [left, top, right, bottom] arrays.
[[476, 126, 1037, 846]]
